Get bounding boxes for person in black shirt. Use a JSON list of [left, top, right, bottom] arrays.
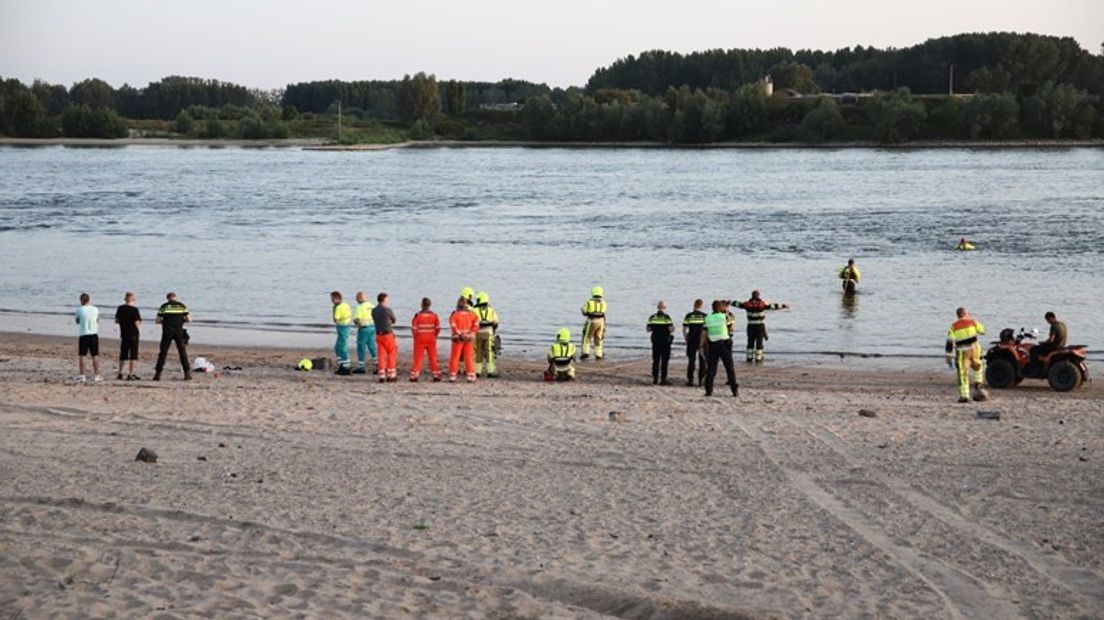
[[646, 300, 675, 385], [682, 299, 708, 386], [114, 291, 142, 380], [154, 292, 191, 381]]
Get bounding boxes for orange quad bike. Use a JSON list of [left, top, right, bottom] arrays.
[[985, 327, 1089, 392]]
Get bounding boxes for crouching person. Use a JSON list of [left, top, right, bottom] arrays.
[[546, 328, 577, 381]]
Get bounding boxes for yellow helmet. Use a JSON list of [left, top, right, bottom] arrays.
[[591, 286, 604, 298], [476, 291, 489, 305], [557, 328, 570, 342], [297, 358, 313, 371], [460, 286, 474, 299]]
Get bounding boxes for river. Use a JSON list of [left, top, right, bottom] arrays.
[[1, 144, 1101, 367]]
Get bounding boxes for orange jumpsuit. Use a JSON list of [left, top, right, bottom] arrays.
[[410, 310, 441, 380], [449, 309, 479, 381]]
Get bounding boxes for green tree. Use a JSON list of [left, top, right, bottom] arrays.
[[770, 61, 819, 94], [869, 88, 926, 143], [727, 83, 768, 137], [204, 117, 226, 138], [174, 110, 194, 134], [801, 96, 845, 140], [69, 78, 115, 110], [398, 72, 441, 123], [1021, 82, 1085, 138], [281, 105, 298, 121], [926, 97, 965, 138], [7, 88, 48, 137], [963, 93, 1020, 139], [521, 95, 555, 139], [444, 80, 466, 115]]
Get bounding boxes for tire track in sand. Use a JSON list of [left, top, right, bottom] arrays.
[[730, 414, 1024, 620], [792, 416, 1104, 617]]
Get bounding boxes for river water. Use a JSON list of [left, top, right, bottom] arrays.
[[1, 145, 1101, 367]]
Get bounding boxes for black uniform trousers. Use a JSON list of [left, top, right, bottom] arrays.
[[704, 340, 739, 396], [156, 327, 189, 374], [651, 339, 671, 382], [686, 347, 706, 385]]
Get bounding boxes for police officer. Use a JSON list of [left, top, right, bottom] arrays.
[[701, 300, 739, 397], [153, 292, 191, 381], [682, 299, 708, 386], [646, 300, 674, 385]]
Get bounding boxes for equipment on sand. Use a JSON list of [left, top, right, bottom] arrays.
[[297, 358, 313, 371], [985, 327, 1089, 392]]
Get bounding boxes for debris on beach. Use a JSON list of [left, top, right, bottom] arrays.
[[608, 411, 625, 422], [135, 447, 158, 463], [858, 409, 877, 418], [976, 410, 1002, 420]]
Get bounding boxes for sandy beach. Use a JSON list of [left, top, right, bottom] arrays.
[[1, 331, 1101, 619]]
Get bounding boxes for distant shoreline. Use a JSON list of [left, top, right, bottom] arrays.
[[2, 137, 1103, 150]]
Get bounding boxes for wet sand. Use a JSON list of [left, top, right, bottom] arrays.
[[1, 332, 1101, 618]]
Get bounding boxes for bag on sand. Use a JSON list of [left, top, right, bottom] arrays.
[[192, 356, 216, 373]]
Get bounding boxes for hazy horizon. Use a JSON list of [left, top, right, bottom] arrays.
[[2, 0, 1102, 90]]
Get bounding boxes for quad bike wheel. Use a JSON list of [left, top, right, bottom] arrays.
[[1047, 360, 1083, 392], [985, 358, 1017, 389]]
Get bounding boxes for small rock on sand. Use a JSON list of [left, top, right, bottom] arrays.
[[609, 411, 625, 422], [858, 409, 877, 418], [135, 447, 158, 463], [976, 410, 1001, 420]]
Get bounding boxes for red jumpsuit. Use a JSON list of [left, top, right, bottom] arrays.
[[410, 310, 441, 380], [448, 309, 479, 381]]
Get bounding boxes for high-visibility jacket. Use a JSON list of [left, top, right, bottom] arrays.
[[838, 265, 861, 282], [333, 302, 352, 326], [548, 342, 576, 365], [355, 302, 375, 326], [449, 310, 479, 341], [646, 312, 674, 345], [582, 298, 606, 318], [475, 304, 499, 330], [946, 318, 986, 352], [736, 298, 785, 326], [704, 312, 729, 342], [411, 310, 440, 339], [157, 300, 189, 330]]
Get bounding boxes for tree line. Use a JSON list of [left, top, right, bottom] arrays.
[[1, 32, 1101, 142]]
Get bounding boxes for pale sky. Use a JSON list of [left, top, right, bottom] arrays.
[[1, 0, 1101, 89]]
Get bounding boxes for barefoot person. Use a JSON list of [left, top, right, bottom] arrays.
[[153, 292, 191, 381], [114, 291, 142, 380], [75, 292, 101, 382]]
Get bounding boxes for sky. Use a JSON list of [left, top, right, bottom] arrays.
[[1, 0, 1102, 90]]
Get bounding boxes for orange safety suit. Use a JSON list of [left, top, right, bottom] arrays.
[[410, 310, 441, 380], [449, 309, 479, 381]]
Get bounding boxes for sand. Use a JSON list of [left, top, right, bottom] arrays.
[[1, 332, 1101, 619]]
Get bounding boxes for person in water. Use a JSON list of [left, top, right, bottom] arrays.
[[838, 258, 861, 293], [955, 237, 975, 250]]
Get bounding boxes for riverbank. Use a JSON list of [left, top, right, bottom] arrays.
[[4, 136, 1103, 150], [1, 331, 1101, 618]]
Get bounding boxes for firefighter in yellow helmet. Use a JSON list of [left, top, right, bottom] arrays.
[[580, 286, 607, 360], [547, 328, 577, 381], [473, 291, 499, 378], [945, 307, 989, 403]]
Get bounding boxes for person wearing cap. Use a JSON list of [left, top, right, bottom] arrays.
[[646, 300, 675, 385], [547, 328, 577, 381], [580, 286, 607, 360]]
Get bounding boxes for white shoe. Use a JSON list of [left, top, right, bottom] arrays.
[[93, 375, 103, 382], [74, 375, 87, 383]]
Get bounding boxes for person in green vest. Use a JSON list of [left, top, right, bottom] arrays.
[[700, 300, 739, 397], [353, 291, 377, 375], [646, 300, 675, 385]]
